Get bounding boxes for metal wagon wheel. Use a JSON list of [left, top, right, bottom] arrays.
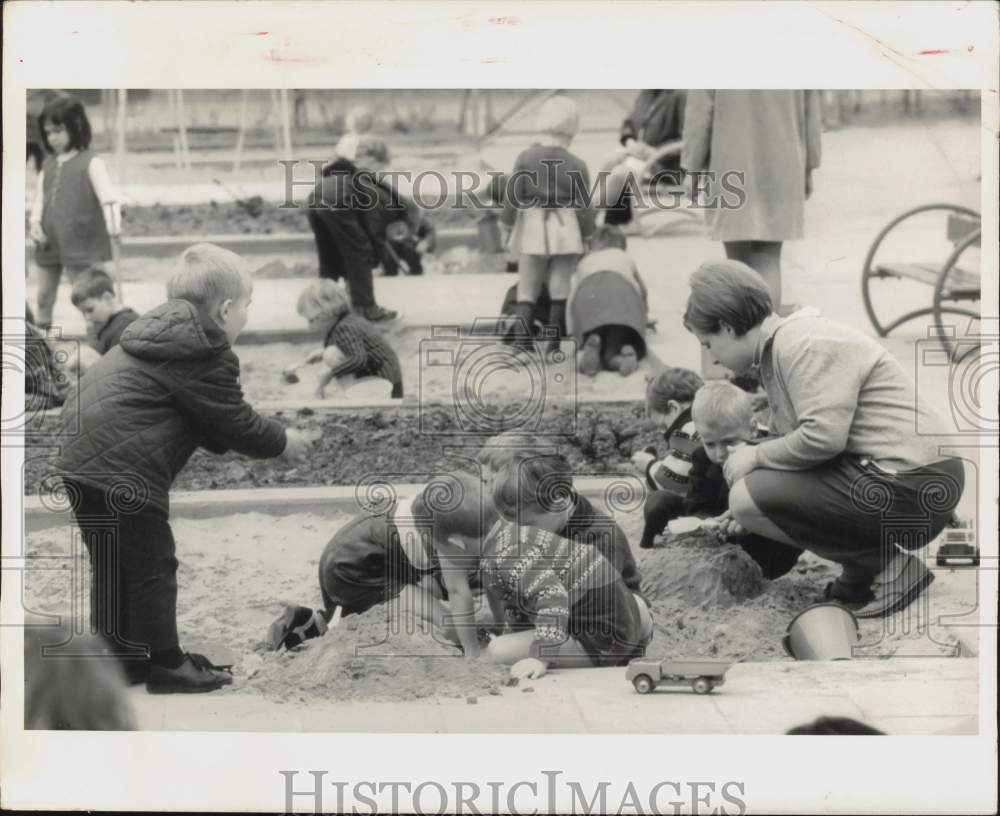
[[861, 203, 980, 340], [933, 227, 982, 361]]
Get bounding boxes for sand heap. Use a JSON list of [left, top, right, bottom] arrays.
[[639, 533, 796, 662], [641, 532, 766, 608], [248, 605, 509, 703]]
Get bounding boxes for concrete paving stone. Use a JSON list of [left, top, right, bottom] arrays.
[[568, 684, 733, 735], [296, 700, 446, 734], [437, 683, 589, 734], [142, 691, 306, 732], [868, 714, 979, 736], [848, 679, 979, 719], [712, 693, 868, 735]]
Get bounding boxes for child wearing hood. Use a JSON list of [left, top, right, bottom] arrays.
[[55, 244, 314, 694]]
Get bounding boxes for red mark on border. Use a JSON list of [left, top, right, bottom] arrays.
[[918, 49, 951, 55], [488, 16, 520, 25], [245, 31, 270, 36], [267, 48, 315, 64]]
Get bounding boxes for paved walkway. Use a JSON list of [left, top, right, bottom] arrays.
[[124, 657, 978, 735]]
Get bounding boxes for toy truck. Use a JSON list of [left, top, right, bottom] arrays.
[[626, 658, 733, 695], [936, 523, 979, 568]]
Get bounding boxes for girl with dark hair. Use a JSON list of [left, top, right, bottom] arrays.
[[29, 94, 121, 329]]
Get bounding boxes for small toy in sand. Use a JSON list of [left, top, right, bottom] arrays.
[[626, 657, 733, 695]]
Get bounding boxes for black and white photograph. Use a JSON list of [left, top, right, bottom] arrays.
[[3, 2, 997, 814]]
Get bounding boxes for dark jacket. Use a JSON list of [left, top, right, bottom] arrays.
[[93, 307, 139, 355], [56, 299, 287, 515], [310, 158, 408, 274]]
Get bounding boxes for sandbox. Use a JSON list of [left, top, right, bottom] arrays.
[[22, 501, 977, 708]]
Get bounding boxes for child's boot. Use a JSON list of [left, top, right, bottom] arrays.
[[545, 300, 567, 356], [578, 333, 602, 377], [504, 301, 537, 354]]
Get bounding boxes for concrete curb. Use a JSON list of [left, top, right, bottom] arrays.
[[103, 227, 480, 260], [23, 477, 639, 530]]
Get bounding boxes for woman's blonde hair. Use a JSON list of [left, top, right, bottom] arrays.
[[168, 243, 250, 309], [297, 279, 350, 322], [536, 95, 580, 140]]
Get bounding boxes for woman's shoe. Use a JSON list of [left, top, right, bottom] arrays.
[[578, 334, 602, 377], [145, 655, 234, 694]]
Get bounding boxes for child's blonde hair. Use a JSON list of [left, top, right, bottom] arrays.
[[691, 380, 754, 435], [297, 279, 350, 322], [536, 95, 580, 140], [167, 244, 250, 310], [475, 431, 550, 471]]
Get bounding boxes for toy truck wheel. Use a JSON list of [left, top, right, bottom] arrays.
[[633, 675, 655, 695], [691, 677, 713, 695]]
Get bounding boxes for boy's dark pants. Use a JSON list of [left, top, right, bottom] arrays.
[[307, 208, 376, 310], [65, 479, 180, 682]]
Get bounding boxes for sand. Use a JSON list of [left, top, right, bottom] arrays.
[[21, 507, 975, 706], [248, 606, 509, 703]]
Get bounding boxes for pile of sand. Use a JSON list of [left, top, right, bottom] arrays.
[[639, 533, 805, 662], [248, 605, 509, 703], [641, 533, 767, 608]]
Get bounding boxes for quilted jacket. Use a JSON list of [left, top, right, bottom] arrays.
[[56, 299, 287, 514]]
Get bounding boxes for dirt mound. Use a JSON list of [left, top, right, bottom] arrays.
[[247, 605, 508, 703], [641, 533, 766, 608]]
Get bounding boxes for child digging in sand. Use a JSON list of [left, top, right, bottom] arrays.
[[631, 367, 704, 548], [480, 452, 654, 679], [55, 243, 314, 693], [70, 267, 138, 354], [675, 381, 802, 579], [287, 279, 404, 399], [267, 471, 498, 659]]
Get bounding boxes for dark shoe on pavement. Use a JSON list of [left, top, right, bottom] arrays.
[[822, 577, 874, 610], [360, 305, 399, 323], [146, 655, 234, 694], [578, 334, 602, 377], [855, 551, 935, 619]]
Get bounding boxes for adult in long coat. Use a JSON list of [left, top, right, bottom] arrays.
[[681, 90, 822, 305]]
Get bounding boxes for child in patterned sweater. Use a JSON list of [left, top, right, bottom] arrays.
[[481, 452, 653, 679], [291, 279, 403, 399]]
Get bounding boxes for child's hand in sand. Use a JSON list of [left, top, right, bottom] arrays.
[[280, 428, 314, 463], [510, 657, 548, 680], [306, 348, 325, 365]]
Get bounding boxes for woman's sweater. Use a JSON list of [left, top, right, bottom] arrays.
[[753, 310, 948, 473]]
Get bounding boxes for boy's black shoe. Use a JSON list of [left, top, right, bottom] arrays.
[[360, 305, 399, 323], [146, 655, 233, 694]]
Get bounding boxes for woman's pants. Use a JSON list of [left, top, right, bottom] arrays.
[[517, 254, 577, 302]]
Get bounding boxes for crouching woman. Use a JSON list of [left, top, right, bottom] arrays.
[[683, 260, 964, 618]]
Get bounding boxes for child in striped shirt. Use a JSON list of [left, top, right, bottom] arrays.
[[481, 452, 653, 679], [294, 280, 403, 399], [631, 367, 704, 548]]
